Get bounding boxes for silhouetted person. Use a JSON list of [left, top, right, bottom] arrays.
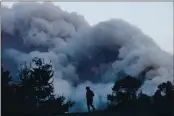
[[86, 87, 95, 112]]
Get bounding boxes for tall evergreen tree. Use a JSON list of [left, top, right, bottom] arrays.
[[16, 57, 54, 113], [17, 57, 74, 114]]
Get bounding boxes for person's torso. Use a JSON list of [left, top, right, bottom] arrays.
[[86, 90, 94, 99]]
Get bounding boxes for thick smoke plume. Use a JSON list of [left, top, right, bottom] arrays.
[[1, 3, 173, 112]]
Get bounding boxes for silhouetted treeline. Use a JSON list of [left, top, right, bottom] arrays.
[[107, 75, 174, 116], [2, 57, 174, 116], [1, 57, 74, 116]]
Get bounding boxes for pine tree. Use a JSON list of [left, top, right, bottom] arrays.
[[17, 57, 54, 113], [17, 57, 74, 114]]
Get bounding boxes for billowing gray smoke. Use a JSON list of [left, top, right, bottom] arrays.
[[1, 3, 173, 112]]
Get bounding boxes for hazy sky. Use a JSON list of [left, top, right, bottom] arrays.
[[2, 2, 173, 54]]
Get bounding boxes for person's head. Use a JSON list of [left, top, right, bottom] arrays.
[[86, 86, 90, 91]]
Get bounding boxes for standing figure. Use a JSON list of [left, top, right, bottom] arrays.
[[86, 87, 95, 112]]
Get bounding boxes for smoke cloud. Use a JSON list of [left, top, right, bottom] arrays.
[[1, 3, 173, 112]]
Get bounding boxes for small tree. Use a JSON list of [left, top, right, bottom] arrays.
[[107, 75, 142, 111], [1, 67, 12, 88], [39, 95, 75, 115], [153, 81, 174, 115], [1, 66, 12, 113]]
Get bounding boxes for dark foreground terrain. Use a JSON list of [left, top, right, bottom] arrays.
[[57, 112, 173, 116], [56, 110, 163, 116], [3, 111, 174, 116]]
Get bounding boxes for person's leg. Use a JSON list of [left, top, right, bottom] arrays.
[[87, 102, 90, 112], [90, 99, 95, 111], [91, 104, 95, 111], [88, 105, 91, 112]]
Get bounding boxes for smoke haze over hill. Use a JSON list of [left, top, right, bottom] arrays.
[[1, 2, 173, 112]]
